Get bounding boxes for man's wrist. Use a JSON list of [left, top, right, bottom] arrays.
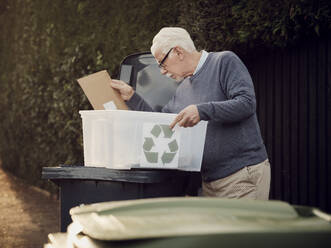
[[196, 103, 211, 121]]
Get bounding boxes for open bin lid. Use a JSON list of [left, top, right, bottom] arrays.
[[119, 52, 179, 111]]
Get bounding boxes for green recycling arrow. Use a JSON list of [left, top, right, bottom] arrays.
[[160, 124, 174, 138], [143, 137, 155, 151], [168, 139, 178, 152], [161, 152, 176, 164], [144, 151, 158, 163], [151, 125, 162, 138]]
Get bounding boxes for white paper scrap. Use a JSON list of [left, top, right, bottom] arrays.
[[103, 101, 117, 110]]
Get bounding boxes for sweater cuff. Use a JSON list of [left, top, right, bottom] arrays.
[[125, 92, 141, 110], [197, 103, 212, 121]]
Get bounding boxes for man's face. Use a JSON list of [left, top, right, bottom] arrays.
[[154, 47, 186, 82]]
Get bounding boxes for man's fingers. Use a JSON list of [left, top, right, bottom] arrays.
[[111, 79, 123, 84], [110, 80, 134, 101], [169, 117, 179, 130], [178, 115, 189, 128], [110, 80, 124, 87], [110, 82, 122, 90], [169, 113, 183, 129]]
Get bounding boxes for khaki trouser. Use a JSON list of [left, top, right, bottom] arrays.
[[202, 159, 271, 200]]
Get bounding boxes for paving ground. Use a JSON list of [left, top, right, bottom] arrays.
[[0, 167, 59, 248]]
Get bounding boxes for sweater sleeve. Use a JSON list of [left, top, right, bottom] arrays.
[[125, 92, 154, 112], [196, 51, 256, 123], [125, 92, 174, 113]]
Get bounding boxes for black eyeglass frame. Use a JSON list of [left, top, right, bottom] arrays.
[[158, 47, 173, 69]]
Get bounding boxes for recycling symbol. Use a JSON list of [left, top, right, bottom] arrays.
[[142, 124, 179, 166]]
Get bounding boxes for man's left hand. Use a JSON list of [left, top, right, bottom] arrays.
[[169, 105, 201, 129]]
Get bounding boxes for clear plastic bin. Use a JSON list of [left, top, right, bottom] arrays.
[[80, 110, 208, 171]]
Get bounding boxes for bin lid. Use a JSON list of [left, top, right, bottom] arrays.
[[41, 166, 187, 183], [69, 197, 331, 241], [119, 52, 179, 111]]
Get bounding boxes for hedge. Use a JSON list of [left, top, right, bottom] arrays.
[[0, 0, 179, 192], [178, 0, 331, 55]]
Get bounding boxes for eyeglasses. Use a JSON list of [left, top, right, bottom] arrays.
[[158, 47, 173, 69]]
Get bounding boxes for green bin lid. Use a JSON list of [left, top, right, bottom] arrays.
[[69, 197, 331, 241]]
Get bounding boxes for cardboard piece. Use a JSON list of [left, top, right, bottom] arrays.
[[77, 70, 128, 110]]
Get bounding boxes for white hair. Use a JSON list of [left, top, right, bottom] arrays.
[[150, 27, 196, 56]]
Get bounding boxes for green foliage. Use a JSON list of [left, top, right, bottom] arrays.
[[0, 0, 329, 192], [178, 0, 331, 53], [0, 0, 179, 192]]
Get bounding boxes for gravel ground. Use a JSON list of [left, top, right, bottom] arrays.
[[0, 167, 59, 248]]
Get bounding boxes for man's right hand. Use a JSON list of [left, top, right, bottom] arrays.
[[110, 79, 135, 101]]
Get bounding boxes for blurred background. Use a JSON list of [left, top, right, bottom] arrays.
[[0, 0, 330, 212]]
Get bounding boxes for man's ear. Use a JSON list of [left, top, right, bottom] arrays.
[[174, 46, 185, 60]]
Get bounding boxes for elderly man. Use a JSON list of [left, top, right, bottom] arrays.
[[111, 27, 270, 200]]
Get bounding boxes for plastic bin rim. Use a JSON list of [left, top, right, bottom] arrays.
[[79, 109, 178, 118]]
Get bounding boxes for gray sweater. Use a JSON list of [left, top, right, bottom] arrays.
[[127, 51, 268, 182]]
